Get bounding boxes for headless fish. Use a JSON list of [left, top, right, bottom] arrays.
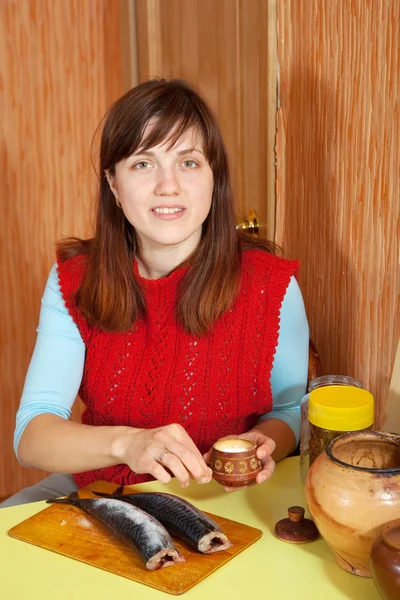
[[93, 488, 233, 554], [47, 492, 185, 570]]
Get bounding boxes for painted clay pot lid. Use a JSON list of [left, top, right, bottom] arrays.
[[275, 506, 319, 543]]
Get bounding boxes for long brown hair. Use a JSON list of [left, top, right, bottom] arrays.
[[57, 79, 277, 336]]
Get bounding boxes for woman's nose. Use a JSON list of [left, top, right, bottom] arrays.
[[154, 167, 181, 196]]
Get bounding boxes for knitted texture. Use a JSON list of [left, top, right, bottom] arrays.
[[57, 250, 298, 487]]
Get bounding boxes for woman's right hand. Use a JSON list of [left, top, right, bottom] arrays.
[[112, 423, 213, 488]]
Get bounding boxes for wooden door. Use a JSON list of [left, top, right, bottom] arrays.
[[135, 0, 277, 240]]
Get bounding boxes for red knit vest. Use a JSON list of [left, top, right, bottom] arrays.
[[57, 250, 298, 487]]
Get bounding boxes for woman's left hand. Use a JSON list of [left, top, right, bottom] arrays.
[[203, 430, 276, 492]]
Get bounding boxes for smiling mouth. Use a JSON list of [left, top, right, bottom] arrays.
[[152, 207, 184, 214]]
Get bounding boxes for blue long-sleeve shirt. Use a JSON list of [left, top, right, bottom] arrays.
[[14, 265, 309, 459]]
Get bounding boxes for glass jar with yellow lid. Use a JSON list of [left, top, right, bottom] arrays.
[[300, 376, 374, 482], [308, 386, 374, 467]]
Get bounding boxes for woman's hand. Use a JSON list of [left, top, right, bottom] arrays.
[[112, 423, 213, 488], [203, 430, 276, 492]]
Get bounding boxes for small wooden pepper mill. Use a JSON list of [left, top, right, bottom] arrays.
[[275, 506, 319, 543]]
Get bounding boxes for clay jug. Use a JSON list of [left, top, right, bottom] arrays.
[[305, 431, 400, 577], [370, 519, 400, 600]]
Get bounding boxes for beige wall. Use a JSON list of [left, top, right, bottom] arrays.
[[276, 0, 400, 429], [0, 0, 130, 498]]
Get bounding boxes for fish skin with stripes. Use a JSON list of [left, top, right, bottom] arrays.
[[93, 487, 233, 554], [47, 492, 185, 570]]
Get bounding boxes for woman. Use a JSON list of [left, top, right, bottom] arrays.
[[2, 79, 309, 507]]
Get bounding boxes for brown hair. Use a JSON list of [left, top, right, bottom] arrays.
[[57, 79, 277, 336]]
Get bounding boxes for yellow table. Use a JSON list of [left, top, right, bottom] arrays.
[[0, 457, 381, 599]]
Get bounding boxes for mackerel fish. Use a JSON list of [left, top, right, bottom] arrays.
[[47, 492, 185, 570], [93, 488, 233, 554]]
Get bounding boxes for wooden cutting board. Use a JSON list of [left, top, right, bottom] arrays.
[[8, 481, 262, 595]]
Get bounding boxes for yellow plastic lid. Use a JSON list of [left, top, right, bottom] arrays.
[[308, 386, 374, 431]]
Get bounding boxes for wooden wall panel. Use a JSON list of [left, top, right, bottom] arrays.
[[0, 0, 131, 498], [135, 0, 277, 239], [276, 1, 400, 429]]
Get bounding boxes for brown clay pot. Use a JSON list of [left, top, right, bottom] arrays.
[[210, 438, 261, 487], [370, 519, 400, 600], [305, 431, 400, 577]]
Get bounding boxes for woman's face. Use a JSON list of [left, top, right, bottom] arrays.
[[106, 125, 214, 256]]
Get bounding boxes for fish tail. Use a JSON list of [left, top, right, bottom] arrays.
[[92, 484, 125, 499], [92, 491, 114, 498], [46, 491, 80, 505]]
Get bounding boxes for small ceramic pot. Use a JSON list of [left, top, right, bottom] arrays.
[[210, 438, 262, 487], [305, 431, 400, 577], [370, 519, 400, 600]]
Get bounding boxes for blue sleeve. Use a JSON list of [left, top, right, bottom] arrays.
[[258, 276, 309, 445], [14, 264, 85, 460]]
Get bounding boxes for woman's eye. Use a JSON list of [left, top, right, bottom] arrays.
[[182, 160, 197, 168], [134, 161, 152, 169]]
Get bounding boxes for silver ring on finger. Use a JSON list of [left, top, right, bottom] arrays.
[[159, 450, 171, 462]]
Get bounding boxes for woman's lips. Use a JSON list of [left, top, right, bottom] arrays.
[[151, 207, 186, 220]]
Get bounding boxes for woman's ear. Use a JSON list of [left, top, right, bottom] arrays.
[[104, 170, 120, 207]]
